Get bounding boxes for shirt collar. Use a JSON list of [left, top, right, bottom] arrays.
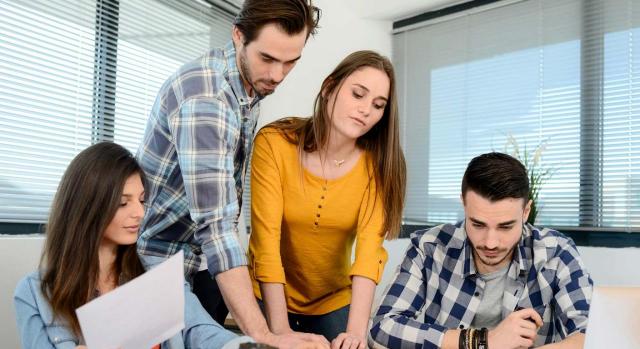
[[222, 40, 263, 108], [461, 220, 531, 279]]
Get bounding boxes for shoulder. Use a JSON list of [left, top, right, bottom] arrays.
[[409, 222, 466, 252], [160, 48, 231, 106], [256, 125, 297, 149], [14, 271, 42, 299], [527, 224, 584, 265]]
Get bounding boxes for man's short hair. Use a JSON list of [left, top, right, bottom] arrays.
[[461, 152, 529, 203], [234, 0, 321, 44]]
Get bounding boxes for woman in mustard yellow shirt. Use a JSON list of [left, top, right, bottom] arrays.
[[248, 50, 406, 349]]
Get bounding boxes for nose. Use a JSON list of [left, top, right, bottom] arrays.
[[132, 201, 145, 219], [484, 229, 499, 249], [358, 101, 372, 117], [270, 63, 285, 83]]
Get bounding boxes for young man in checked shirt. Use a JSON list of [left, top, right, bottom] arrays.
[[370, 152, 593, 349], [136, 1, 329, 348]]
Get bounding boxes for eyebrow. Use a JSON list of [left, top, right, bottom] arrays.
[[353, 83, 388, 102], [469, 217, 517, 226], [122, 191, 145, 197], [261, 52, 301, 64]]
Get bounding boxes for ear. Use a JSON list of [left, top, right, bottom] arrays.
[[232, 26, 245, 48], [523, 199, 532, 223]]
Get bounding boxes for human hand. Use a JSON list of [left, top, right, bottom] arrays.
[[262, 331, 330, 349], [331, 332, 367, 349], [488, 308, 542, 349]]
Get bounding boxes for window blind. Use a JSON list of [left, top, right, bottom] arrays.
[[394, 0, 640, 232], [0, 0, 234, 224]]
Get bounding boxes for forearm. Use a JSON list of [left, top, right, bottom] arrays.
[[259, 282, 291, 334], [441, 329, 462, 349], [538, 332, 584, 349], [216, 266, 270, 342], [346, 276, 376, 338]]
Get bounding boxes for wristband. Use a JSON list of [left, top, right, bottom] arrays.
[[477, 327, 488, 349]]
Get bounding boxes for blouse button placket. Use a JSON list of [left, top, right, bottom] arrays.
[[314, 185, 328, 229]]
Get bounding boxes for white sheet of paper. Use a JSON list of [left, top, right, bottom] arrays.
[[584, 286, 640, 349], [76, 251, 185, 349]]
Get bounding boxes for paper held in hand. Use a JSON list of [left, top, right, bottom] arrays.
[[76, 251, 186, 349]]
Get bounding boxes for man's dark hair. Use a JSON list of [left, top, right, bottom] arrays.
[[461, 152, 529, 203], [234, 0, 321, 44]]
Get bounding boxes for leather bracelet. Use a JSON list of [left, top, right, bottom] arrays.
[[477, 327, 488, 349], [459, 328, 467, 349]]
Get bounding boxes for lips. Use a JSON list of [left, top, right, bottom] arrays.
[[350, 117, 366, 126], [481, 249, 499, 258], [124, 225, 139, 233]]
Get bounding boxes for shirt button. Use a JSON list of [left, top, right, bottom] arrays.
[[314, 222, 318, 226], [321, 196, 325, 199], [322, 186, 327, 191], [459, 324, 464, 329], [316, 214, 320, 217], [318, 205, 322, 208], [474, 292, 480, 297]]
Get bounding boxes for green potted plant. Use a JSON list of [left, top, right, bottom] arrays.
[[504, 134, 554, 225]]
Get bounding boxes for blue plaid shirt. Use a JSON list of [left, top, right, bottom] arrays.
[[370, 222, 593, 348], [136, 41, 261, 278]]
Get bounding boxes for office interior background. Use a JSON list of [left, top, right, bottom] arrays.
[[1, 0, 639, 347]]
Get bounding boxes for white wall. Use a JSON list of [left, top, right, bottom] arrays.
[[258, 0, 392, 127], [1, 236, 45, 349]]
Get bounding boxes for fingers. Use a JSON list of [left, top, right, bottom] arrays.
[[514, 308, 543, 328], [300, 332, 329, 345], [331, 333, 366, 349]]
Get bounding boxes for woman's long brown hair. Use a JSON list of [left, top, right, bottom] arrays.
[[39, 142, 146, 335], [268, 50, 406, 239]]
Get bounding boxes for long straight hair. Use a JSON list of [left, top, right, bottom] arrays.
[[268, 50, 406, 239], [39, 142, 146, 335]]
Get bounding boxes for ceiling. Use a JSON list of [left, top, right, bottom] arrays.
[[345, 0, 471, 21]]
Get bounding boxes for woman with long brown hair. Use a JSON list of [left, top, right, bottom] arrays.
[[14, 142, 240, 349], [248, 50, 406, 349]]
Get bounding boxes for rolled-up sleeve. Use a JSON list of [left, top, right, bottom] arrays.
[[350, 174, 388, 284], [248, 131, 286, 284], [171, 96, 246, 276], [370, 236, 447, 349]]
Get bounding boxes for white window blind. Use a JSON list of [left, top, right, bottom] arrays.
[[111, 0, 234, 151], [395, 0, 640, 232], [0, 0, 234, 224], [0, 0, 95, 223]]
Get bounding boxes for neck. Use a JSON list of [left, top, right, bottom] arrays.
[[324, 129, 358, 161], [97, 241, 118, 292], [234, 46, 254, 98]]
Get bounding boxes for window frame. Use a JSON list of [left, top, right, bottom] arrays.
[[0, 0, 238, 235], [394, 0, 640, 246]]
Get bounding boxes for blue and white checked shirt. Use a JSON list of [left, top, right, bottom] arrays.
[[136, 41, 261, 279], [370, 222, 593, 349]]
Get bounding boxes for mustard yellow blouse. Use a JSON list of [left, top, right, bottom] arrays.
[[248, 127, 388, 315]]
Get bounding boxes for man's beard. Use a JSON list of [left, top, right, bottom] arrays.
[[469, 239, 516, 268], [238, 49, 277, 97]]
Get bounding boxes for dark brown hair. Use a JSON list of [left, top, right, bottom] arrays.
[[39, 142, 146, 335], [268, 50, 406, 239], [234, 0, 321, 44], [462, 152, 529, 203]]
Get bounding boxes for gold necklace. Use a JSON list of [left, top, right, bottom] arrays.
[[333, 159, 346, 167]]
